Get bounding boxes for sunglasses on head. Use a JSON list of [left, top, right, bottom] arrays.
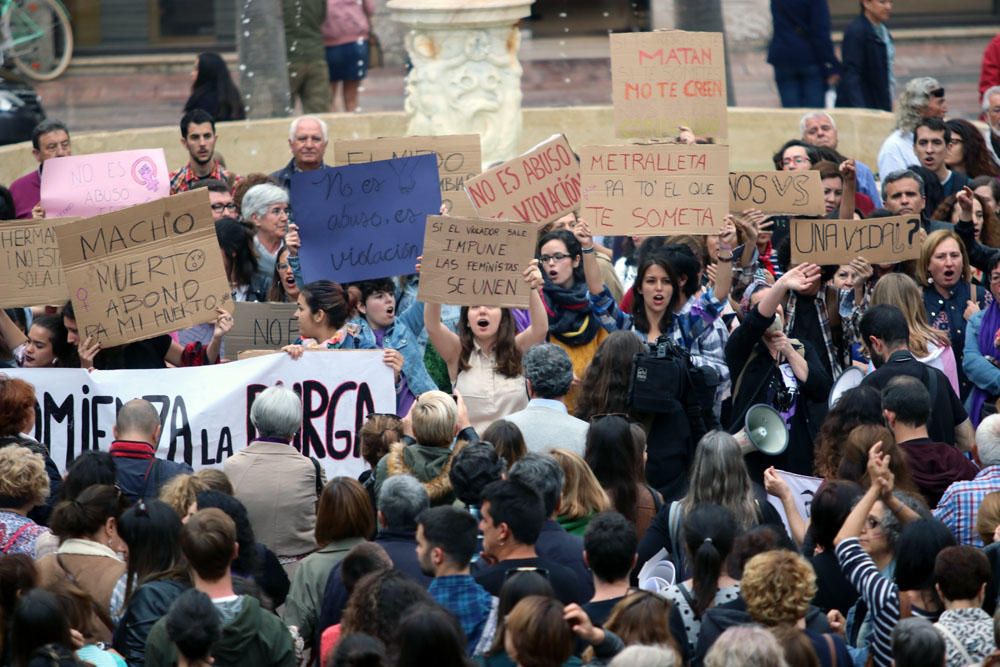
[[504, 566, 550, 581], [930, 88, 945, 98]]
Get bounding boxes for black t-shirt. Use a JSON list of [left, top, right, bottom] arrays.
[[94, 335, 172, 370], [861, 349, 967, 446], [473, 557, 588, 605], [583, 597, 623, 628]]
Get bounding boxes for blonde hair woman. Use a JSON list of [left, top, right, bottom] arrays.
[[871, 273, 959, 394], [550, 449, 611, 536]]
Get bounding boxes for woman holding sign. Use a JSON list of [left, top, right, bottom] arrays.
[[423, 261, 547, 434], [0, 311, 74, 368]]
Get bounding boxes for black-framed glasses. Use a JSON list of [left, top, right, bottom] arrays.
[[539, 253, 571, 264], [210, 202, 237, 212], [504, 566, 550, 581]]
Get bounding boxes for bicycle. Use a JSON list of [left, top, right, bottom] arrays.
[[0, 0, 73, 81]]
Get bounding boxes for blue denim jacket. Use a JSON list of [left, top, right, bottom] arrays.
[[352, 300, 438, 396]]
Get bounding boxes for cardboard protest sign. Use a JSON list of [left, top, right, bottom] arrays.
[[334, 135, 481, 217], [5, 350, 395, 480], [420, 215, 535, 308], [729, 171, 825, 216], [290, 154, 441, 284], [790, 215, 922, 265], [0, 217, 74, 307], [465, 134, 580, 224], [611, 30, 727, 141], [578, 143, 729, 235], [226, 302, 300, 359], [40, 149, 170, 218], [54, 190, 232, 347]]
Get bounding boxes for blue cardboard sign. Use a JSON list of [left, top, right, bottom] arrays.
[[290, 154, 441, 283]]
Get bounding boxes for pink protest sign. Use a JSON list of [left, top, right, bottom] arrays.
[[40, 149, 170, 218]]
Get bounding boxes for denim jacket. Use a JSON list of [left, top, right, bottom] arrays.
[[352, 300, 437, 396]]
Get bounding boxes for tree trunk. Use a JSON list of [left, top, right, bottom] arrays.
[[673, 0, 736, 106], [237, 0, 293, 119]]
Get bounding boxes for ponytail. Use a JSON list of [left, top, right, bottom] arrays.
[[682, 503, 739, 617], [49, 485, 124, 540], [691, 538, 722, 616]]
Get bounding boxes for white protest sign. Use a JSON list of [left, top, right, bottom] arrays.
[[6, 350, 394, 480], [765, 469, 823, 537]]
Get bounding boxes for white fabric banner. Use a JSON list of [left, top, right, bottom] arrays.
[[766, 469, 824, 536], [5, 350, 395, 480]]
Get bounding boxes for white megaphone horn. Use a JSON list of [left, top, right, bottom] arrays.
[[733, 403, 789, 456]]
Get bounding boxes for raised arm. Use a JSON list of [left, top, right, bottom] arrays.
[[711, 218, 736, 301], [515, 260, 548, 351], [573, 220, 606, 297], [839, 160, 857, 220], [0, 309, 28, 356]]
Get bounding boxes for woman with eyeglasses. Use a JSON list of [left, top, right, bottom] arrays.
[[242, 183, 292, 291], [113, 499, 190, 667], [34, 485, 128, 645], [535, 224, 630, 413], [423, 261, 546, 433], [265, 244, 303, 303]]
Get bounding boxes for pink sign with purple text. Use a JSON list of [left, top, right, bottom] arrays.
[[40, 149, 170, 218]]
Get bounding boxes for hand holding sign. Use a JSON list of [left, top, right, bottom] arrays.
[[790, 216, 922, 265]]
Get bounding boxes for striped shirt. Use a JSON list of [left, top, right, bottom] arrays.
[[835, 538, 936, 667]]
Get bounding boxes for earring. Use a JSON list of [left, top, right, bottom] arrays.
[[928, 276, 934, 285]]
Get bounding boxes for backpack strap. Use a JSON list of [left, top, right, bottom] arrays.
[[668, 501, 684, 570], [310, 457, 323, 498], [1, 524, 32, 554], [935, 621, 974, 665], [647, 484, 663, 513]]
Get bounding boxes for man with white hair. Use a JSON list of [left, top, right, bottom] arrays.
[[800, 110, 882, 206], [271, 116, 329, 191], [225, 385, 325, 569], [981, 84, 1000, 168], [933, 413, 1000, 546]]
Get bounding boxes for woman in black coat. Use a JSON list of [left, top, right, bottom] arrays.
[[836, 0, 894, 111]]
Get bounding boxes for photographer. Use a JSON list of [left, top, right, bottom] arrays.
[[727, 263, 833, 480]]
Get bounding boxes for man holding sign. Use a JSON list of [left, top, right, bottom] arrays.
[[9, 119, 72, 219]]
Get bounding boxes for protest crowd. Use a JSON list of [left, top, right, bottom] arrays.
[[9, 5, 1000, 667]]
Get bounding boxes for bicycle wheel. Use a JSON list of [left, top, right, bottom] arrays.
[[4, 0, 73, 81]]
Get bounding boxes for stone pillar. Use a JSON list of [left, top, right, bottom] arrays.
[[388, 0, 533, 165]]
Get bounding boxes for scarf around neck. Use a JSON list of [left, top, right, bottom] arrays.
[[542, 279, 600, 346]]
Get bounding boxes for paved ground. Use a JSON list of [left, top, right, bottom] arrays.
[[25, 29, 999, 133]]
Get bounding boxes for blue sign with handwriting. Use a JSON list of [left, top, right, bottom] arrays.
[[290, 154, 441, 284]]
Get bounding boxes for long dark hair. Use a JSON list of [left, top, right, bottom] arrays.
[[215, 217, 257, 288], [812, 385, 884, 478], [631, 253, 682, 336], [574, 331, 646, 421], [29, 315, 76, 368], [584, 415, 642, 524], [9, 589, 74, 667], [457, 306, 522, 378], [683, 504, 738, 616], [266, 246, 292, 302], [946, 118, 1000, 179], [185, 52, 245, 122], [301, 280, 358, 331], [118, 499, 188, 603]]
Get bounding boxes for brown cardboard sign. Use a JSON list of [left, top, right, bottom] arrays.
[[54, 190, 232, 347], [419, 215, 535, 308], [0, 217, 74, 308], [611, 30, 727, 141], [729, 171, 826, 216], [333, 134, 482, 217], [790, 216, 923, 265], [465, 134, 580, 224], [226, 302, 300, 359], [578, 143, 729, 236]]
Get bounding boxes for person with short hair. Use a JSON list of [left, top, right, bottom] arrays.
[[282, 2, 332, 115], [914, 118, 969, 205], [860, 303, 974, 450], [892, 617, 946, 667], [878, 77, 949, 178], [192, 178, 237, 221], [272, 116, 329, 190], [503, 343, 590, 456], [110, 399, 193, 503], [373, 475, 431, 585], [0, 446, 50, 557], [800, 111, 881, 206], [165, 589, 222, 667], [881, 376, 978, 507], [9, 119, 71, 219], [241, 183, 293, 288], [509, 454, 593, 599], [145, 508, 295, 666], [836, 0, 893, 112], [582, 512, 636, 628], [282, 477, 374, 655], [224, 385, 325, 569], [935, 414, 1000, 545], [416, 505, 496, 654], [473, 479, 588, 604], [932, 545, 995, 665], [169, 109, 239, 194], [703, 625, 788, 667]]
